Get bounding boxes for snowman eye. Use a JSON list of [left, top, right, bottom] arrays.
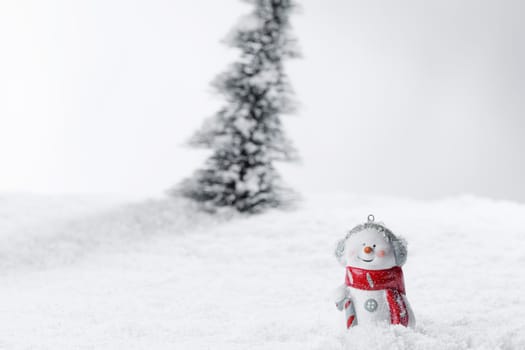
[[373, 244, 376, 248], [362, 243, 365, 246]]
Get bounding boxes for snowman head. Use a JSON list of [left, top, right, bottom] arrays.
[[334, 217, 407, 270]]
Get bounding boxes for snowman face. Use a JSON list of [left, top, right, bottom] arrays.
[[344, 229, 397, 270]]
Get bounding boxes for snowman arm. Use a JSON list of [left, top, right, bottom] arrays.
[[333, 284, 350, 311], [402, 294, 416, 327]]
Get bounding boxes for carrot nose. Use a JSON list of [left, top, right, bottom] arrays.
[[363, 246, 373, 254]]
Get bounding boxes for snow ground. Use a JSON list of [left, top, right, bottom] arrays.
[[0, 193, 524, 349]]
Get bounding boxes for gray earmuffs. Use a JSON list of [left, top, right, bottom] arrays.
[[334, 216, 407, 266]]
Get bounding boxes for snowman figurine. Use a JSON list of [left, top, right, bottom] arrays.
[[334, 215, 415, 329]]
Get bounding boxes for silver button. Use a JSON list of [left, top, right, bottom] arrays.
[[364, 298, 378, 312]]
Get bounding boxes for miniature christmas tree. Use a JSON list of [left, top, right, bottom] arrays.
[[174, 0, 300, 213]]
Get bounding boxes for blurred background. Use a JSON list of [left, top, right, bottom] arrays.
[[1, 0, 524, 201]]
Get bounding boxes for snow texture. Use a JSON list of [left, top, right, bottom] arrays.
[[0, 193, 524, 349]]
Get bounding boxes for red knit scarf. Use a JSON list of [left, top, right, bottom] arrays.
[[345, 266, 409, 326]]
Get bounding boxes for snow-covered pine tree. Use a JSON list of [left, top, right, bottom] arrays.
[[174, 0, 300, 213]]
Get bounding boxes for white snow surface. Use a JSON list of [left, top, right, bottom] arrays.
[[0, 193, 524, 349]]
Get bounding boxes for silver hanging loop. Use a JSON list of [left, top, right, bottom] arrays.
[[367, 214, 375, 222]]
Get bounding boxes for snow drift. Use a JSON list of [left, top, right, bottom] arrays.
[[0, 193, 524, 349]]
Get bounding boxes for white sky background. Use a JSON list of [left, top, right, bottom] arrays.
[[1, 0, 524, 201]]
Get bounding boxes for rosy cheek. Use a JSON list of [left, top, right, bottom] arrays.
[[376, 250, 386, 258]]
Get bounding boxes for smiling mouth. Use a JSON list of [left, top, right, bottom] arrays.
[[358, 256, 374, 263]]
